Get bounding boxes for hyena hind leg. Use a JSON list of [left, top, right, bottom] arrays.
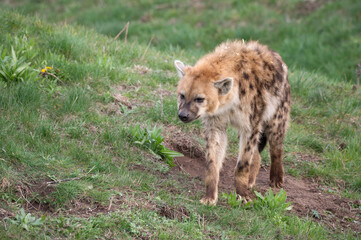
[[267, 129, 285, 188]]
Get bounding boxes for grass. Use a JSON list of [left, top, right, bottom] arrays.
[[4, 0, 361, 82], [0, 1, 360, 239]]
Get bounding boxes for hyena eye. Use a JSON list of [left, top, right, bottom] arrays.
[[195, 97, 204, 103], [180, 94, 185, 100]]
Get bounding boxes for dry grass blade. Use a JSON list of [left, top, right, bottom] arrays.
[[114, 21, 130, 43], [141, 36, 154, 60]]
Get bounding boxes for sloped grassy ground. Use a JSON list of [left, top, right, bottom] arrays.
[[5, 0, 361, 82], [0, 8, 360, 240]]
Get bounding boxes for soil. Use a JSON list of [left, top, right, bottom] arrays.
[[169, 139, 361, 234]]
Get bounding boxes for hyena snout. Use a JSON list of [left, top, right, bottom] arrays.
[[178, 110, 189, 122], [178, 109, 198, 123]]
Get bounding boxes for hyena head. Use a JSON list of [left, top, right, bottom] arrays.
[[174, 60, 234, 123]]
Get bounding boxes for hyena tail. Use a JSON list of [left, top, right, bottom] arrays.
[[258, 132, 267, 153]]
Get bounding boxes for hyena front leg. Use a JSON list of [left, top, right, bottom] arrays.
[[248, 150, 261, 189], [200, 129, 227, 205], [235, 132, 259, 201]]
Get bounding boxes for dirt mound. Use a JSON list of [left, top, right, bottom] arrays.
[[171, 142, 361, 233], [157, 203, 190, 220]]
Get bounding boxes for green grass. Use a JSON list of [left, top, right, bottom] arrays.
[[0, 2, 360, 239], [4, 0, 361, 82]]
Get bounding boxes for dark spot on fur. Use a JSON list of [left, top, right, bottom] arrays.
[[276, 58, 283, 71], [274, 86, 279, 97], [264, 82, 271, 90], [237, 161, 249, 172], [249, 114, 254, 122], [243, 72, 249, 80], [193, 74, 201, 80], [235, 63, 242, 72], [276, 71, 283, 82], [263, 61, 268, 71], [270, 65, 275, 71], [238, 164, 243, 172], [249, 84, 254, 90], [271, 77, 276, 86], [250, 132, 255, 139], [240, 89, 246, 95], [206, 160, 213, 170]]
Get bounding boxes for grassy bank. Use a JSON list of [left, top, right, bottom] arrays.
[[0, 3, 360, 239], [4, 0, 361, 82]]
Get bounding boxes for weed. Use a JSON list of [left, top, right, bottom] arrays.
[[0, 46, 36, 85], [127, 124, 183, 166], [253, 189, 293, 213], [222, 189, 293, 214], [222, 191, 242, 208], [6, 208, 46, 231], [311, 209, 322, 220]]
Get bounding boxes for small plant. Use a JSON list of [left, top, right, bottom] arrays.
[[0, 46, 35, 85], [311, 209, 322, 219], [6, 208, 46, 231], [128, 125, 183, 166], [253, 188, 293, 213], [222, 192, 242, 208], [223, 189, 293, 212], [39, 65, 63, 83]]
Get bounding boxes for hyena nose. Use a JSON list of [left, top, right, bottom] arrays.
[[178, 111, 189, 122]]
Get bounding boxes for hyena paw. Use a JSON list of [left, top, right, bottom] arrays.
[[236, 187, 251, 203], [200, 196, 217, 206], [248, 182, 256, 189], [270, 176, 283, 188]]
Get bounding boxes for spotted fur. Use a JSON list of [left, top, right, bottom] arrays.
[[175, 40, 291, 205]]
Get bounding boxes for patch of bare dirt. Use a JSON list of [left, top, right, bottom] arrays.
[[169, 139, 361, 233], [10, 180, 56, 213], [157, 203, 190, 221], [62, 197, 123, 218]]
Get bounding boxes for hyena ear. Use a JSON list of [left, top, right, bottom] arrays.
[[174, 60, 186, 78], [214, 77, 234, 95]]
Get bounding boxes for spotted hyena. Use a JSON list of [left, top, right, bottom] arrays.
[[174, 40, 291, 205]]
